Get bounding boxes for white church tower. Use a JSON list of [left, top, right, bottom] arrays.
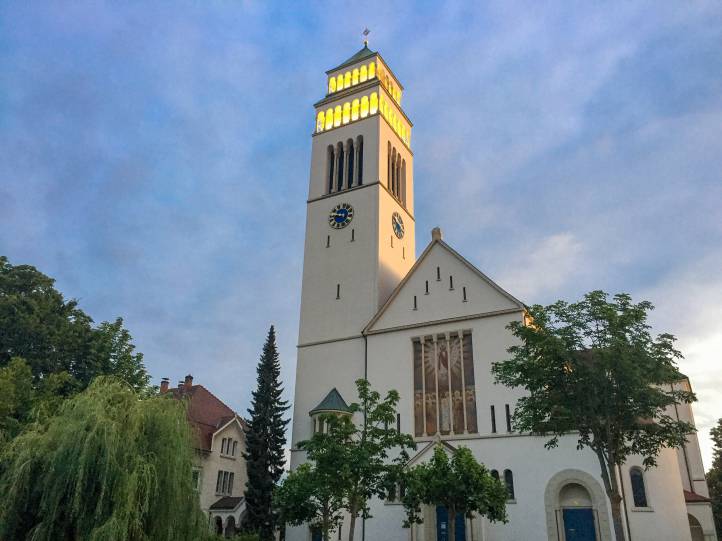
[[292, 44, 416, 463]]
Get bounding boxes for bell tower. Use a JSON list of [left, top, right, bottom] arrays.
[[297, 44, 416, 345]]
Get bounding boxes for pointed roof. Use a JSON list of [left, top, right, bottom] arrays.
[[364, 229, 525, 334], [406, 436, 458, 467], [309, 388, 351, 415], [327, 44, 376, 74]]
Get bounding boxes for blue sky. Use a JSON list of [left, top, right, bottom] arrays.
[[1, 1, 721, 467]]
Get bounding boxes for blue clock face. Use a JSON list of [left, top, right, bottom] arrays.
[[329, 203, 354, 229], [392, 212, 404, 239]]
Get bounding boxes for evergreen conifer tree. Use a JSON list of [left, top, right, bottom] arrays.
[[243, 326, 289, 540], [707, 419, 722, 538]]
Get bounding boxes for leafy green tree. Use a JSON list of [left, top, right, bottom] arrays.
[[0, 377, 210, 541], [274, 462, 345, 541], [492, 291, 695, 541], [0, 357, 34, 442], [402, 446, 508, 540], [707, 419, 722, 539], [299, 379, 416, 541], [0, 256, 150, 392], [243, 326, 290, 540]]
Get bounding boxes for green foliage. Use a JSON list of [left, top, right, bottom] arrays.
[[0, 357, 34, 442], [0, 256, 150, 393], [299, 379, 416, 541], [492, 290, 696, 541], [0, 377, 210, 541], [243, 326, 290, 540], [402, 446, 507, 540], [707, 419, 722, 539], [274, 463, 345, 541]]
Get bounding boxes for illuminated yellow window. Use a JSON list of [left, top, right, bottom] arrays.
[[401, 125, 406, 141], [360, 96, 369, 118], [344, 71, 351, 87], [370, 92, 378, 114], [316, 111, 325, 132], [334, 105, 342, 127], [360, 65, 368, 82], [368, 62, 376, 79], [325, 108, 333, 130], [329, 78, 336, 94], [342, 102, 351, 124], [352, 68, 359, 86], [351, 99, 359, 121], [336, 74, 344, 91]]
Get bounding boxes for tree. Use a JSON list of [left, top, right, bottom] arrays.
[[274, 462, 345, 541], [0, 256, 150, 392], [299, 379, 416, 541], [402, 446, 508, 540], [492, 291, 696, 541], [243, 326, 290, 540], [707, 419, 722, 538], [0, 377, 211, 541]]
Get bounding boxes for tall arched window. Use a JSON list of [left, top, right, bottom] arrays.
[[333, 106, 342, 128], [346, 139, 354, 189], [328, 77, 336, 94], [344, 71, 351, 88], [368, 61, 376, 79], [401, 160, 406, 205], [387, 143, 392, 191], [342, 102, 351, 125], [370, 92, 378, 114], [504, 470, 515, 500], [325, 108, 333, 130], [327, 146, 335, 194], [360, 65, 368, 82], [491, 469, 499, 482], [336, 143, 344, 192], [356, 136, 364, 185], [316, 111, 324, 133], [336, 74, 344, 91], [630, 468, 648, 507], [360, 96, 369, 118], [352, 68, 359, 85], [351, 99, 360, 121]]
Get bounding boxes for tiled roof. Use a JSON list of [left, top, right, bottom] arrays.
[[327, 44, 376, 73], [684, 490, 711, 503], [170, 384, 246, 451], [209, 496, 245, 510]]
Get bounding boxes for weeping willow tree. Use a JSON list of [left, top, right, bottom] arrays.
[[0, 377, 212, 541]]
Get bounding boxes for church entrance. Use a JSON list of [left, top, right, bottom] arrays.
[[562, 508, 596, 541], [435, 506, 465, 541]]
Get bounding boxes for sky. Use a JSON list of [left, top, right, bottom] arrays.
[[1, 1, 721, 468]]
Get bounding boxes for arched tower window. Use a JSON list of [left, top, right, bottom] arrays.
[[360, 65, 368, 82], [368, 61, 376, 79], [401, 159, 406, 205], [630, 467, 648, 507], [352, 68, 359, 85], [336, 74, 343, 91], [504, 470, 515, 500], [351, 99, 359, 121], [346, 139, 354, 189], [387, 143, 392, 192], [344, 71, 351, 88], [333, 106, 342, 128], [336, 143, 344, 192], [370, 92, 378, 114], [328, 77, 336, 94], [325, 108, 333, 130], [360, 96, 369, 118], [327, 145, 335, 194], [316, 111, 324, 133], [342, 102, 351, 125], [356, 136, 364, 185]]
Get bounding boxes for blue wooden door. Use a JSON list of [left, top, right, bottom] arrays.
[[563, 508, 596, 541], [311, 528, 322, 541], [436, 506, 465, 541]]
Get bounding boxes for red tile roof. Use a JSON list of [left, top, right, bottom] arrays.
[[169, 384, 246, 451], [684, 490, 711, 503]]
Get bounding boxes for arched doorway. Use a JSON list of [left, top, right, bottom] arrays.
[[560, 483, 596, 541], [435, 506, 465, 541], [214, 516, 223, 535], [688, 514, 704, 541], [224, 516, 236, 538]]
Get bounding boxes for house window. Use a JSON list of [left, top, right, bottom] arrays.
[[221, 438, 227, 454], [412, 331, 478, 437], [232, 440, 238, 457], [491, 469, 499, 481], [630, 467, 648, 507], [216, 470, 235, 496], [192, 469, 201, 492]]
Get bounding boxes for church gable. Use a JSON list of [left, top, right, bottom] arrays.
[[366, 231, 524, 333]]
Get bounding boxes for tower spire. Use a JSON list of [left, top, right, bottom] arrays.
[[363, 27, 370, 47]]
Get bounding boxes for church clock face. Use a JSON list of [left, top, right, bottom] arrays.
[[392, 212, 404, 239], [329, 203, 354, 229]]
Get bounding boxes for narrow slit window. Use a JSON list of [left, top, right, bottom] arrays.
[[396, 413, 401, 433], [503, 470, 514, 500], [436, 266, 441, 281], [351, 229, 355, 242], [449, 275, 454, 290], [491, 405, 497, 433], [336, 284, 340, 299], [402, 247, 405, 259], [505, 404, 512, 432], [413, 295, 417, 310], [326, 235, 330, 248], [463, 286, 467, 302], [391, 235, 394, 247], [425, 280, 429, 294]]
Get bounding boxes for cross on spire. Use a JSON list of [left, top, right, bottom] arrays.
[[363, 27, 370, 46]]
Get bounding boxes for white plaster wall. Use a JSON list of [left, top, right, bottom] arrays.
[[197, 421, 247, 513], [377, 185, 415, 311]]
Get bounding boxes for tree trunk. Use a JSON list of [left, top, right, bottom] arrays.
[[594, 448, 626, 541], [448, 507, 456, 541], [348, 503, 357, 541]]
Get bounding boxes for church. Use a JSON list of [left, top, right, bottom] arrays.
[[288, 44, 717, 541]]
